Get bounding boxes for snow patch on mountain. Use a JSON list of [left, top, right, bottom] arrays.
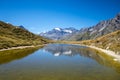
[[64, 30, 72, 33], [40, 27, 78, 40], [54, 28, 61, 31], [99, 26, 106, 32]]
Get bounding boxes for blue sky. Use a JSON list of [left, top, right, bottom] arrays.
[[0, 0, 120, 33]]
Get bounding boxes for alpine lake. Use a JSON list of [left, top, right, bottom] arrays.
[[0, 44, 120, 80]]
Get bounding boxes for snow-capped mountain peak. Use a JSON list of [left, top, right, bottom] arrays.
[[40, 27, 79, 40], [54, 28, 61, 31]]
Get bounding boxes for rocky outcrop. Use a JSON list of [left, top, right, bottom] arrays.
[[63, 13, 120, 41]]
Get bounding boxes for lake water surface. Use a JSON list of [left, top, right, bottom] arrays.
[[0, 44, 120, 80]]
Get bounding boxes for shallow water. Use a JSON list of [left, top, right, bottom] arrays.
[[0, 44, 120, 80]]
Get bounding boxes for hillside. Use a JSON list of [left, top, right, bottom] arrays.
[[62, 13, 120, 41], [0, 21, 49, 49], [79, 30, 120, 54]]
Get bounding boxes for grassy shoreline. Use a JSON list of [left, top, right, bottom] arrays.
[[0, 44, 45, 52], [86, 45, 120, 61]]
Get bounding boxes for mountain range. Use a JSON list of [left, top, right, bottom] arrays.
[[64, 13, 120, 41], [40, 27, 79, 40], [0, 13, 120, 54], [40, 13, 120, 41]]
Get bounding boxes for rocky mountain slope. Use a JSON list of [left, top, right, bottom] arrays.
[[0, 21, 49, 49], [79, 30, 120, 54], [63, 13, 120, 41], [40, 27, 79, 40]]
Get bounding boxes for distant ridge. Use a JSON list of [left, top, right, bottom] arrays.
[[40, 27, 79, 40], [62, 13, 120, 41]]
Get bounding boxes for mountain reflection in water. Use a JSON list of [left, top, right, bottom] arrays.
[[43, 44, 120, 73], [0, 44, 120, 80]]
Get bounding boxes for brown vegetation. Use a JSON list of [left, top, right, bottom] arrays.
[[57, 30, 120, 54], [0, 21, 50, 49]]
